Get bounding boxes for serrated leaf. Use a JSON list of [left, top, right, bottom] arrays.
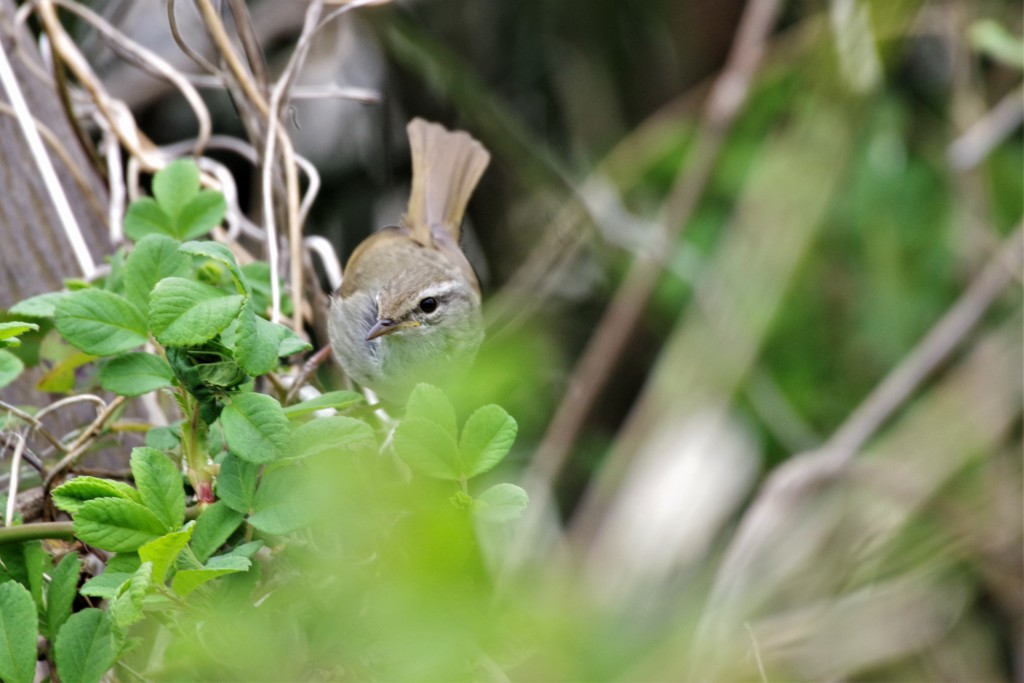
[[283, 391, 364, 418], [98, 352, 174, 396], [79, 573, 132, 599], [0, 581, 37, 683], [178, 190, 227, 240], [234, 303, 280, 375], [221, 393, 290, 464], [276, 326, 311, 357], [139, 525, 193, 583], [393, 417, 462, 480], [0, 350, 23, 389], [46, 552, 81, 640], [405, 383, 457, 439], [0, 321, 38, 344], [179, 240, 247, 294], [123, 196, 174, 241], [123, 234, 191, 311], [36, 350, 95, 394], [190, 501, 244, 563], [73, 498, 169, 553], [171, 555, 250, 597], [9, 291, 66, 318], [54, 289, 147, 356], [153, 159, 200, 218], [474, 483, 529, 523], [130, 447, 185, 530], [458, 404, 518, 478], [248, 464, 313, 535], [145, 426, 180, 451], [149, 277, 244, 347], [109, 562, 152, 629], [51, 477, 142, 515], [54, 608, 115, 683], [292, 415, 377, 459], [216, 454, 259, 513], [23, 540, 46, 609]]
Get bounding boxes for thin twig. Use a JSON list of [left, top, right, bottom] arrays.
[[43, 395, 127, 489], [283, 344, 334, 404], [47, 0, 212, 157], [0, 26, 95, 277], [4, 433, 25, 526], [948, 85, 1024, 172], [820, 223, 1024, 470], [167, 0, 220, 76], [0, 401, 68, 453], [226, 0, 271, 99], [745, 622, 769, 683], [526, 0, 784, 493], [34, 394, 106, 421], [34, 0, 161, 170], [192, 0, 270, 117]]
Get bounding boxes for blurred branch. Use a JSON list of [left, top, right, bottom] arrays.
[[525, 0, 785, 496], [821, 223, 1024, 470], [692, 318, 1021, 679], [948, 84, 1024, 172]]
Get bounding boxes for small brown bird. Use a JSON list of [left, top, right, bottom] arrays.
[[328, 119, 491, 402]]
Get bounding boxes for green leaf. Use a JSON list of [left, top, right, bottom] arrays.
[[79, 573, 132, 599], [139, 525, 193, 583], [54, 289, 147, 356], [130, 447, 185, 530], [179, 240, 247, 295], [283, 390, 364, 418], [221, 393, 290, 464], [458, 404, 518, 478], [234, 303, 280, 375], [178, 190, 227, 240], [474, 483, 529, 523], [0, 350, 23, 389], [149, 277, 244, 347], [109, 562, 152, 629], [98, 352, 174, 396], [190, 501, 244, 563], [277, 330, 312, 357], [146, 426, 181, 451], [123, 234, 191, 311], [46, 552, 81, 641], [216, 453, 259, 513], [36, 350, 95, 394], [405, 383, 458, 440], [73, 498, 169, 553], [292, 415, 377, 459], [0, 321, 39, 349], [9, 291, 66, 318], [393, 417, 461, 480], [23, 540, 46, 609], [51, 477, 142, 515], [171, 554, 250, 597], [54, 609, 116, 683], [123, 196, 174, 241], [0, 581, 37, 683], [248, 464, 312, 535], [153, 159, 200, 218]]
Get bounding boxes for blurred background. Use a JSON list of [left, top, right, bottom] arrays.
[[2, 0, 1022, 680]]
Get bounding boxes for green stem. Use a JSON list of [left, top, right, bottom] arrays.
[[0, 522, 74, 545], [180, 393, 215, 504]]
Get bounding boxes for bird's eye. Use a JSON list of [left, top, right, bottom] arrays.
[[419, 297, 438, 313]]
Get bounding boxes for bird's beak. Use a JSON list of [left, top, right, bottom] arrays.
[[365, 319, 419, 341]]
